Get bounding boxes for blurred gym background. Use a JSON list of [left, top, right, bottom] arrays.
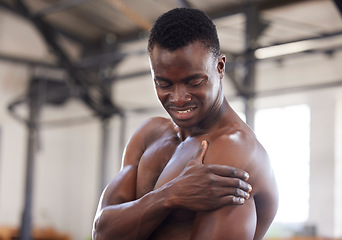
[[0, 0, 342, 239]]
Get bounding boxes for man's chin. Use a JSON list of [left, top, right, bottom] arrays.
[[171, 118, 196, 130]]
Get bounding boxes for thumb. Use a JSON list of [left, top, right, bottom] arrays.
[[196, 140, 208, 164]]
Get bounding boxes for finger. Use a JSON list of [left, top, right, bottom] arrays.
[[195, 140, 208, 164], [207, 164, 250, 181], [226, 196, 246, 205], [219, 186, 251, 200], [214, 196, 247, 207], [227, 178, 252, 193], [211, 175, 252, 193]]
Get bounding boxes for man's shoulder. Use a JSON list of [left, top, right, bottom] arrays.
[[147, 116, 173, 125], [208, 124, 274, 194], [206, 124, 268, 170], [209, 124, 258, 152], [123, 116, 177, 166], [139, 116, 174, 133], [134, 116, 177, 143]]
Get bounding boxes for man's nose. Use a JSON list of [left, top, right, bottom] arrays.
[[169, 86, 191, 106]]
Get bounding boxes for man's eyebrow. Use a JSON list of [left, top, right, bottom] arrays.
[[154, 76, 170, 82], [181, 74, 206, 82]]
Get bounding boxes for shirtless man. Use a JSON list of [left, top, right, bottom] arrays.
[[92, 8, 278, 240]]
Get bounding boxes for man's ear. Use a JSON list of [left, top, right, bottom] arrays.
[[217, 54, 226, 79]]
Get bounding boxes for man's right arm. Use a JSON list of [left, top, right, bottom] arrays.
[[93, 118, 173, 240], [93, 164, 174, 240]]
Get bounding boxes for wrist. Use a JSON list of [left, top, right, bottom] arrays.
[[158, 181, 178, 209]]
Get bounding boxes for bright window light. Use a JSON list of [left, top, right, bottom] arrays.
[[255, 104, 310, 223]]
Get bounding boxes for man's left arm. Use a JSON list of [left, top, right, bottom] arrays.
[[189, 132, 278, 240], [190, 180, 278, 240], [253, 158, 279, 240], [190, 198, 257, 240]]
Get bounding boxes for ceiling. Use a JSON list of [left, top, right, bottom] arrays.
[[3, 0, 330, 45], [1, 0, 342, 121]]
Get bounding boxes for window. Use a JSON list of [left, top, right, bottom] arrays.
[[255, 104, 310, 223]]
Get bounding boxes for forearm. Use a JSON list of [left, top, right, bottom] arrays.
[[93, 187, 172, 240]]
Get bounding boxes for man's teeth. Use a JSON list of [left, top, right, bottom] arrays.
[[177, 108, 192, 113]]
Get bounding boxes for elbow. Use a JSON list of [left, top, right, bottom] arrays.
[[92, 210, 127, 240], [92, 211, 107, 240], [92, 215, 101, 240]]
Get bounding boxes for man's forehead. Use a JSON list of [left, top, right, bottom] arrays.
[[148, 48, 218, 81], [150, 41, 212, 56], [152, 45, 216, 66]]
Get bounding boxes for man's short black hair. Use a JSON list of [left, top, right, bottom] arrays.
[[148, 8, 220, 57]]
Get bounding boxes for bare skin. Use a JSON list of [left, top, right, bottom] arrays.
[[92, 41, 278, 240]]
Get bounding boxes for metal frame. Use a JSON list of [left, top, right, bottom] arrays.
[[33, 0, 93, 18], [242, 2, 261, 129], [20, 79, 44, 240], [333, 0, 342, 18], [1, 0, 121, 117], [0, 1, 90, 46]]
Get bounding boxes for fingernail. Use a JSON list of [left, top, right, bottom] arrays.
[[246, 193, 250, 200], [240, 198, 245, 204], [245, 172, 249, 180], [248, 184, 252, 192]]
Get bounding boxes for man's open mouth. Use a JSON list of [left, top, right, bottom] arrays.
[[176, 107, 196, 114], [168, 106, 198, 120]]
